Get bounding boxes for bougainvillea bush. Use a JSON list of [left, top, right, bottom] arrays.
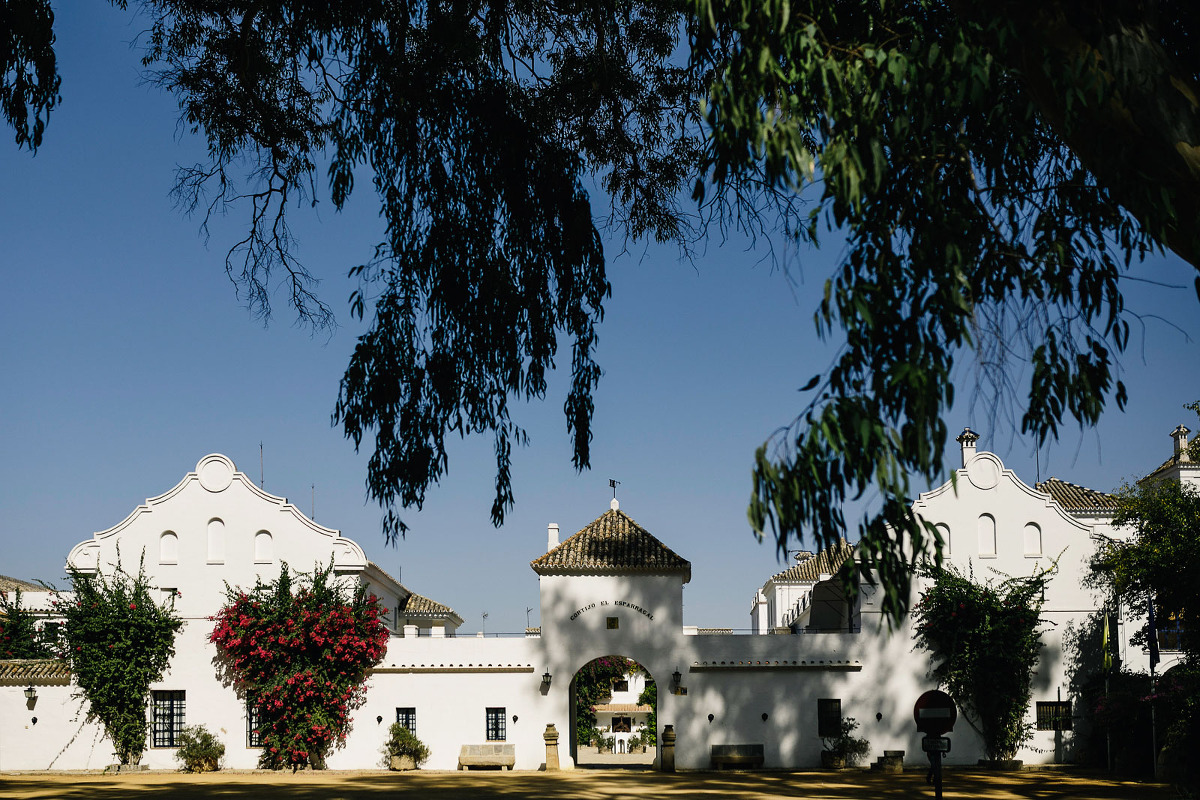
[[912, 563, 1051, 761], [54, 558, 182, 765], [210, 563, 388, 769]]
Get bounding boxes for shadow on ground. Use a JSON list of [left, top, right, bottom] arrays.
[[0, 768, 1175, 800]]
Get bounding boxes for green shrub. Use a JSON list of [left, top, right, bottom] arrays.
[[384, 723, 430, 767], [822, 718, 871, 766], [175, 725, 225, 773]]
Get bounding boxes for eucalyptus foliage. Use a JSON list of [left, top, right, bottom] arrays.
[[54, 560, 182, 765], [6, 2, 1200, 626], [913, 564, 1051, 761]]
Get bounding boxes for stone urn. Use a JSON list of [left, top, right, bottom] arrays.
[[390, 755, 417, 771], [821, 751, 846, 770]]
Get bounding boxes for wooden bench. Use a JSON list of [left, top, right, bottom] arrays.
[[458, 744, 516, 770], [710, 743, 765, 770]]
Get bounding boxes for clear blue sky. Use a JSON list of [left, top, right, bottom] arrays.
[[3, 5, 1199, 632]]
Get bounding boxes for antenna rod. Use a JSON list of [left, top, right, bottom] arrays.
[[312, 483, 315, 520], [260, 442, 264, 488]]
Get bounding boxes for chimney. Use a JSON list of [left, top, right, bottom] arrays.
[[1172, 425, 1191, 460], [956, 427, 980, 468], [547, 523, 559, 552]]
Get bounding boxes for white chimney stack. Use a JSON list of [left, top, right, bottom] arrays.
[[1172, 425, 1191, 460], [547, 522, 559, 552], [956, 427, 980, 468]]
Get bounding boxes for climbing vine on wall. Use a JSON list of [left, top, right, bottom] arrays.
[[54, 557, 183, 765], [209, 563, 388, 769], [0, 588, 54, 659], [913, 562, 1052, 761]]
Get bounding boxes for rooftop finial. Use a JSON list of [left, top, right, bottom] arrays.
[[609, 478, 621, 510]]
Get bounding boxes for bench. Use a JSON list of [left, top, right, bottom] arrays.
[[710, 743, 765, 770], [458, 744, 516, 770]]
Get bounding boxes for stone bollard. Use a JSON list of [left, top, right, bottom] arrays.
[[661, 725, 676, 773], [543, 724, 560, 771]]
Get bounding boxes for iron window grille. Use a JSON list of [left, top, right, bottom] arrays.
[[1035, 701, 1073, 731], [817, 698, 842, 738], [151, 690, 186, 748], [486, 707, 506, 741]]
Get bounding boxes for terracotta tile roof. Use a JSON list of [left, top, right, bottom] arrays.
[[1036, 477, 1119, 512], [0, 575, 43, 592], [396, 591, 463, 625], [770, 540, 855, 583], [0, 659, 71, 685], [530, 508, 691, 582], [592, 703, 654, 714]]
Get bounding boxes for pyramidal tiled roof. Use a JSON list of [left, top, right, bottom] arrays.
[[770, 539, 855, 583], [396, 591, 463, 625], [1036, 477, 1119, 513], [530, 507, 691, 582]]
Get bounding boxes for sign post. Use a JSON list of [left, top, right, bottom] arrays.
[[914, 690, 958, 800]]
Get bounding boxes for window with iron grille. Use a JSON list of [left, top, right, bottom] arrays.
[[817, 698, 842, 737], [247, 698, 264, 747], [1035, 701, 1073, 731], [151, 690, 186, 748], [486, 707, 506, 741], [1158, 610, 1185, 652], [396, 707, 417, 734]]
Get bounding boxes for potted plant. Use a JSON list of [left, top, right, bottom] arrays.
[[820, 718, 870, 769], [628, 733, 643, 754], [384, 723, 430, 770], [175, 725, 225, 773]]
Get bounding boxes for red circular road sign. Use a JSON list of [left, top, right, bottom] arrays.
[[913, 690, 958, 735]]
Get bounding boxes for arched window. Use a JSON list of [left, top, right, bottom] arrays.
[[978, 514, 997, 557], [935, 523, 951, 556], [207, 518, 225, 563], [159, 531, 178, 564], [254, 530, 273, 563], [1023, 522, 1042, 557]]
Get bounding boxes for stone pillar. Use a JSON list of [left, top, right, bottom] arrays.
[[403, 624, 419, 638], [661, 725, 676, 773], [543, 724, 561, 771]]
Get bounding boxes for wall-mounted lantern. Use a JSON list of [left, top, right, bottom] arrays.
[[512, 715, 519, 724], [762, 712, 769, 722], [542, 671, 552, 687], [671, 669, 682, 688], [376, 715, 383, 725], [24, 686, 36, 701], [707, 713, 715, 723]]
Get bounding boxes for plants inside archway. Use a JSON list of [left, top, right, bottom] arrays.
[[572, 656, 656, 751]]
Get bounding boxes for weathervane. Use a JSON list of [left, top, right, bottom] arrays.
[[609, 478, 620, 499]]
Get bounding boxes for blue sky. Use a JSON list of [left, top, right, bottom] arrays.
[[3, 5, 1199, 632]]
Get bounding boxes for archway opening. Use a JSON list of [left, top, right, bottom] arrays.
[[569, 655, 657, 769]]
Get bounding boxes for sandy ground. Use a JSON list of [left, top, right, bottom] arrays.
[[0, 768, 1175, 799]]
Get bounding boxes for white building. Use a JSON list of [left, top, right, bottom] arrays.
[[0, 425, 1190, 771]]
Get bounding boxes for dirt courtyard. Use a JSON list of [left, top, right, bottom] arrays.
[[0, 768, 1175, 799]]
